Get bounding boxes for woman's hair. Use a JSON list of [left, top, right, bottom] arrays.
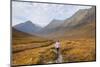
[[57, 40, 59, 42]]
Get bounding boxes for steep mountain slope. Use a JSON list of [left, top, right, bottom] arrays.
[[14, 21, 42, 35], [63, 8, 89, 27], [61, 7, 96, 39], [38, 7, 96, 39], [39, 19, 64, 34]]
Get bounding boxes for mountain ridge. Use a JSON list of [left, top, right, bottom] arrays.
[[37, 7, 96, 39], [14, 21, 42, 35], [13, 7, 96, 40]]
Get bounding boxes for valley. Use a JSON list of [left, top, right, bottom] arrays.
[[12, 7, 96, 66]]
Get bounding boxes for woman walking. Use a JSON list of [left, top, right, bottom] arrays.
[[54, 40, 62, 63]]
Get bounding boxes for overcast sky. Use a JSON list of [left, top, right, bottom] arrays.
[[12, 1, 92, 27]]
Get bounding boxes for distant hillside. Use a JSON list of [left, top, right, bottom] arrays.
[[60, 7, 96, 39], [14, 21, 42, 35], [13, 7, 96, 40], [37, 7, 96, 39], [39, 19, 64, 34], [12, 28, 44, 42]]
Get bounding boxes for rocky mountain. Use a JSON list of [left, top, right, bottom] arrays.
[[38, 7, 96, 39], [39, 19, 64, 34], [14, 21, 42, 35], [61, 7, 96, 39], [13, 7, 96, 40]]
